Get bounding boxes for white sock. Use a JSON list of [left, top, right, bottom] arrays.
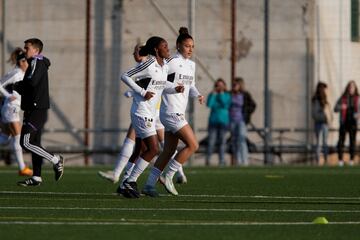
[[145, 167, 162, 187], [32, 176, 42, 182], [114, 138, 135, 179], [121, 162, 135, 184], [0, 133, 10, 145], [11, 135, 25, 170], [50, 155, 60, 164], [165, 158, 182, 179], [177, 164, 185, 176], [127, 157, 149, 182]]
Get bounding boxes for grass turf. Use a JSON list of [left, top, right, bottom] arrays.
[[0, 166, 359, 239]]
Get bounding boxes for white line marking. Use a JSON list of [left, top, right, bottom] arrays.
[[0, 206, 359, 213], [0, 221, 359, 226], [1, 191, 360, 201], [0, 191, 114, 196]]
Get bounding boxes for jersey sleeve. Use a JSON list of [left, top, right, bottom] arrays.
[[0, 85, 11, 98], [0, 70, 19, 98], [163, 63, 178, 94], [120, 60, 153, 97], [189, 85, 200, 97], [189, 63, 200, 97]]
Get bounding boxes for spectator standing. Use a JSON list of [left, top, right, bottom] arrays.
[[334, 80, 360, 166], [311, 82, 333, 165], [206, 78, 231, 166], [229, 77, 256, 166]]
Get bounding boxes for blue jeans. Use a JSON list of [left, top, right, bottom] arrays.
[[206, 123, 228, 165], [230, 121, 248, 166], [315, 123, 329, 163]]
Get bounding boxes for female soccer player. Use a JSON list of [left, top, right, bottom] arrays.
[[98, 44, 145, 183], [98, 44, 179, 184], [142, 27, 204, 197], [118, 36, 184, 198], [0, 48, 32, 176]]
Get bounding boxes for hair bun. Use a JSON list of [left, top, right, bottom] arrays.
[[138, 45, 149, 57], [179, 27, 189, 35]]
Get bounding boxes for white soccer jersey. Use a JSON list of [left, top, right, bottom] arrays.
[[160, 52, 200, 115], [0, 67, 24, 99], [121, 56, 172, 118]]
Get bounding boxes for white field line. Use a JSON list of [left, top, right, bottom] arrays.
[[0, 220, 359, 226], [2, 168, 355, 175], [1, 190, 360, 201], [0, 206, 359, 213]]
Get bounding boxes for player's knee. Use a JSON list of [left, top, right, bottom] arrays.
[[189, 141, 199, 153]]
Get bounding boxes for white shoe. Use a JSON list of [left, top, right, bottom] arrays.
[[98, 170, 119, 184], [338, 161, 344, 167], [175, 172, 188, 184], [160, 174, 178, 196], [349, 160, 354, 166]]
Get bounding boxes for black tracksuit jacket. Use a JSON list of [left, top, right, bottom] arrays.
[[14, 55, 51, 111]]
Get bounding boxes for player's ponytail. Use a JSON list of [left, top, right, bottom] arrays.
[[176, 27, 193, 45], [7, 47, 25, 66], [139, 36, 165, 56]]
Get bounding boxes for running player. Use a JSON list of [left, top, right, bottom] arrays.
[[142, 27, 204, 197], [118, 36, 184, 198], [98, 44, 171, 184], [0, 48, 32, 176], [97, 44, 145, 183]]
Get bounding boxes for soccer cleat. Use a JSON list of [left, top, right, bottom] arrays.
[[17, 178, 41, 187], [53, 155, 64, 181], [338, 161, 344, 167], [98, 170, 119, 184], [142, 185, 159, 197], [122, 180, 140, 198], [116, 181, 136, 198], [175, 172, 188, 184], [19, 167, 33, 177], [161, 175, 178, 196], [349, 160, 354, 166]]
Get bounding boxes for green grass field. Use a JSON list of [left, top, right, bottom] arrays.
[[0, 166, 359, 240]]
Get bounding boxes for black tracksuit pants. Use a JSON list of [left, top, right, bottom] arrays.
[[337, 122, 357, 160], [20, 109, 54, 177]]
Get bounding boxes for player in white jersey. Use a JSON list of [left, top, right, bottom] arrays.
[[98, 44, 172, 184], [118, 36, 184, 198], [97, 44, 144, 183], [0, 48, 32, 176], [142, 27, 204, 197]]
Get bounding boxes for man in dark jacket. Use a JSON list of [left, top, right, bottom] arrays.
[[15, 38, 64, 186]]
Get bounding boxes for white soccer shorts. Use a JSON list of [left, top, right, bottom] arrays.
[[1, 99, 21, 123], [155, 111, 165, 130], [160, 112, 188, 134], [131, 113, 157, 139]]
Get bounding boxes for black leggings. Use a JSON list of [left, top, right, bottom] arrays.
[[337, 123, 357, 160], [20, 109, 53, 177]]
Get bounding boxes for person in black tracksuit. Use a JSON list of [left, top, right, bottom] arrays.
[[14, 38, 64, 186]]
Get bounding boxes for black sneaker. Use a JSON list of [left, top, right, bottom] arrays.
[[116, 180, 134, 198], [53, 155, 64, 181], [17, 178, 41, 187], [122, 180, 140, 198]]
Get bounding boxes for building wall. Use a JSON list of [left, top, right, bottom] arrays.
[[0, 0, 313, 165], [315, 0, 360, 146]]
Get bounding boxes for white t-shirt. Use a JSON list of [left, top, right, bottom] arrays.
[[160, 52, 200, 115], [121, 56, 173, 117]]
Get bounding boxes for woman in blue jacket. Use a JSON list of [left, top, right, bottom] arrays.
[[206, 78, 232, 166]]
